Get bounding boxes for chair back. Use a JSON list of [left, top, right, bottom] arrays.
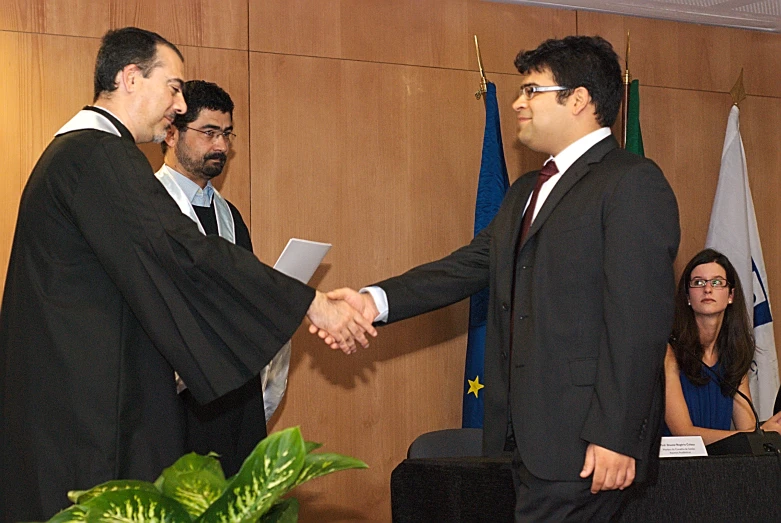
[[407, 428, 483, 459]]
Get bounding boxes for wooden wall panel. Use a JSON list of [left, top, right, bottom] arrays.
[[466, 0, 576, 75], [638, 85, 728, 273], [0, 0, 108, 36], [249, 0, 575, 74], [251, 52, 479, 272], [141, 46, 252, 222], [0, 0, 247, 49], [0, 31, 25, 289], [0, 31, 97, 286], [578, 12, 781, 97], [110, 0, 248, 50]]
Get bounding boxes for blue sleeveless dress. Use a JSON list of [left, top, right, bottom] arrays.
[[664, 361, 733, 435]]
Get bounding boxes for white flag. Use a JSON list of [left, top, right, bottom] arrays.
[[706, 105, 780, 420]]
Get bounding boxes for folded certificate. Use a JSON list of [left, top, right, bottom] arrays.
[[273, 238, 331, 284]]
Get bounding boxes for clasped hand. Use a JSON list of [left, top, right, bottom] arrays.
[[306, 290, 378, 354], [308, 288, 379, 354], [580, 443, 636, 494]]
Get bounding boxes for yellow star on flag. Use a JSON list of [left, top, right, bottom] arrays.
[[467, 376, 484, 398]]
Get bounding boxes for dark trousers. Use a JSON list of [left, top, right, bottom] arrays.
[[511, 448, 626, 522]]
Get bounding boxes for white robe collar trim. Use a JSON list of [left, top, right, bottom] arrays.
[[55, 109, 122, 137], [155, 164, 236, 244]]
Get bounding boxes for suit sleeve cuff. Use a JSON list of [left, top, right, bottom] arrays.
[[359, 286, 389, 322]]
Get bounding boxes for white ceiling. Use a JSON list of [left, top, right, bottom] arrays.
[[491, 0, 781, 32]]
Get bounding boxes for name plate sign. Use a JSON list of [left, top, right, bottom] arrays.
[[659, 436, 707, 457]]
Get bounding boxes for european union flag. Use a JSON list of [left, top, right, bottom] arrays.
[[463, 82, 509, 428]]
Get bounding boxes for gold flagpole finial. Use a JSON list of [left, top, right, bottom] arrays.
[[621, 30, 631, 148], [624, 30, 631, 82], [474, 35, 488, 100], [730, 68, 746, 107]]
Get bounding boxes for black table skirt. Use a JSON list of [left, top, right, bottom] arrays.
[[391, 454, 781, 522]]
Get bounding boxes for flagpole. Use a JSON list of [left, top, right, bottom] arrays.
[[463, 35, 510, 428], [621, 31, 631, 148], [474, 35, 488, 100]]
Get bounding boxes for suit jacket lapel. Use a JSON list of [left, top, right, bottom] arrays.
[[497, 174, 537, 277], [521, 136, 618, 247]]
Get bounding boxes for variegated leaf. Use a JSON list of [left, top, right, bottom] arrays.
[[78, 489, 191, 522], [155, 452, 227, 517], [46, 505, 89, 522], [294, 452, 368, 487], [303, 441, 322, 454], [262, 498, 299, 523], [67, 480, 160, 504], [196, 427, 306, 522]]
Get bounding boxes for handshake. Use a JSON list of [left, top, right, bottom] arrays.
[[305, 288, 380, 355]]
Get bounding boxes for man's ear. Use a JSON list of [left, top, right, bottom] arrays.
[[569, 86, 593, 116], [164, 126, 179, 149], [116, 64, 141, 93]]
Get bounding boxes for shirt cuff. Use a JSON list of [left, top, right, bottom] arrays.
[[359, 286, 389, 323]]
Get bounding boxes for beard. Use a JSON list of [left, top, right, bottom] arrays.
[[151, 122, 171, 144], [176, 145, 226, 180], [200, 152, 227, 178]]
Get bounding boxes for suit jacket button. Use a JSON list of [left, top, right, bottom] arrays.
[[501, 303, 509, 311]]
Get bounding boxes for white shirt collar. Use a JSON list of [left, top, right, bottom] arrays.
[[161, 164, 214, 206], [548, 127, 612, 175]]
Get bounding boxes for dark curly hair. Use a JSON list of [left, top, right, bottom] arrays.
[[670, 248, 754, 396], [93, 27, 183, 102], [514, 35, 622, 128]]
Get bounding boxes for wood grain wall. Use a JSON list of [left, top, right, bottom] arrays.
[[2, 0, 781, 520]]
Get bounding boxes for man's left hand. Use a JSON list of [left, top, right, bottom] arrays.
[[579, 443, 635, 494]]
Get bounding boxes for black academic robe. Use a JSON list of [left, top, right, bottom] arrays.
[[183, 201, 268, 477], [0, 109, 314, 521]]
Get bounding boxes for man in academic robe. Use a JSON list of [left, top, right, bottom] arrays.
[[155, 79, 289, 476], [321, 36, 680, 520], [0, 27, 374, 521]]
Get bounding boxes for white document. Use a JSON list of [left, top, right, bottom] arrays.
[[659, 436, 708, 458], [273, 238, 331, 282], [262, 238, 331, 421]]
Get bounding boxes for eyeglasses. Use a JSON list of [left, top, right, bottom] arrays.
[[518, 85, 571, 100], [688, 278, 730, 289], [184, 126, 236, 145]]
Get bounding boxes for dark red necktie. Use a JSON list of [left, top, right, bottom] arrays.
[[519, 160, 558, 243]]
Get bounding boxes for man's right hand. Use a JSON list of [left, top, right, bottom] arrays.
[[308, 288, 379, 351], [306, 290, 377, 354]]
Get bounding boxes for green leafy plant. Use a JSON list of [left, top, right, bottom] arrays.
[[46, 426, 367, 522]]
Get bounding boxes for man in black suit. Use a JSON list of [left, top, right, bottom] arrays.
[[319, 36, 680, 520]]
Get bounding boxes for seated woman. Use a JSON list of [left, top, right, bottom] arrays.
[[664, 249, 781, 444]]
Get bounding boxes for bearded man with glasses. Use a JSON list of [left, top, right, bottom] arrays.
[[156, 80, 290, 477]]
